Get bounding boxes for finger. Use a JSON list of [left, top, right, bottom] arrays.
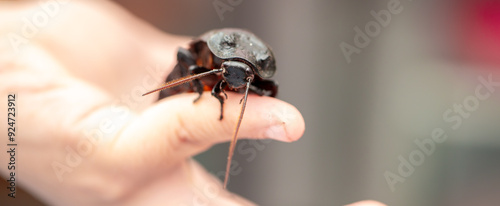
[[345, 200, 387, 206], [114, 91, 305, 165]]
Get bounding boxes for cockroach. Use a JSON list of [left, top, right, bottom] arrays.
[[143, 28, 277, 188]]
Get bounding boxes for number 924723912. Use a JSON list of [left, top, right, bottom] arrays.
[[7, 94, 16, 142]]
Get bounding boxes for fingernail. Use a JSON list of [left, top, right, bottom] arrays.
[[264, 125, 288, 141]]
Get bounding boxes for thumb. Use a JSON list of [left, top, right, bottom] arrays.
[[114, 91, 305, 166]]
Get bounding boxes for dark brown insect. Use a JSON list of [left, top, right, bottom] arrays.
[[143, 28, 277, 188]]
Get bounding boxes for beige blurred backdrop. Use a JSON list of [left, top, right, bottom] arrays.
[[3, 0, 500, 205]]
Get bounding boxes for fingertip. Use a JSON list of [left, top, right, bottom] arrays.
[[278, 101, 305, 142], [232, 94, 304, 142], [261, 100, 305, 142]]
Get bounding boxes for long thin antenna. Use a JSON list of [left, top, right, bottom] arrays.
[[142, 68, 223, 96], [223, 79, 252, 189]]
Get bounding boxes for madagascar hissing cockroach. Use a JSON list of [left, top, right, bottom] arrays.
[[143, 28, 277, 188]]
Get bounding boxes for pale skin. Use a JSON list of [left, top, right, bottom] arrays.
[[0, 1, 384, 205]]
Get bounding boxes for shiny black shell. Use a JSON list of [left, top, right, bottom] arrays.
[[202, 28, 276, 79]]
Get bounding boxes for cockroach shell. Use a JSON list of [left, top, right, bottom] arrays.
[[203, 28, 276, 79]]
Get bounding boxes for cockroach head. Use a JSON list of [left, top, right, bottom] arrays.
[[221, 61, 254, 90]]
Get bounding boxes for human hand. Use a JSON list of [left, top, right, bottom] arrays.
[[0, 1, 304, 205]]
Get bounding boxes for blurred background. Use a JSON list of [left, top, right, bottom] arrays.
[[3, 0, 500, 205]]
